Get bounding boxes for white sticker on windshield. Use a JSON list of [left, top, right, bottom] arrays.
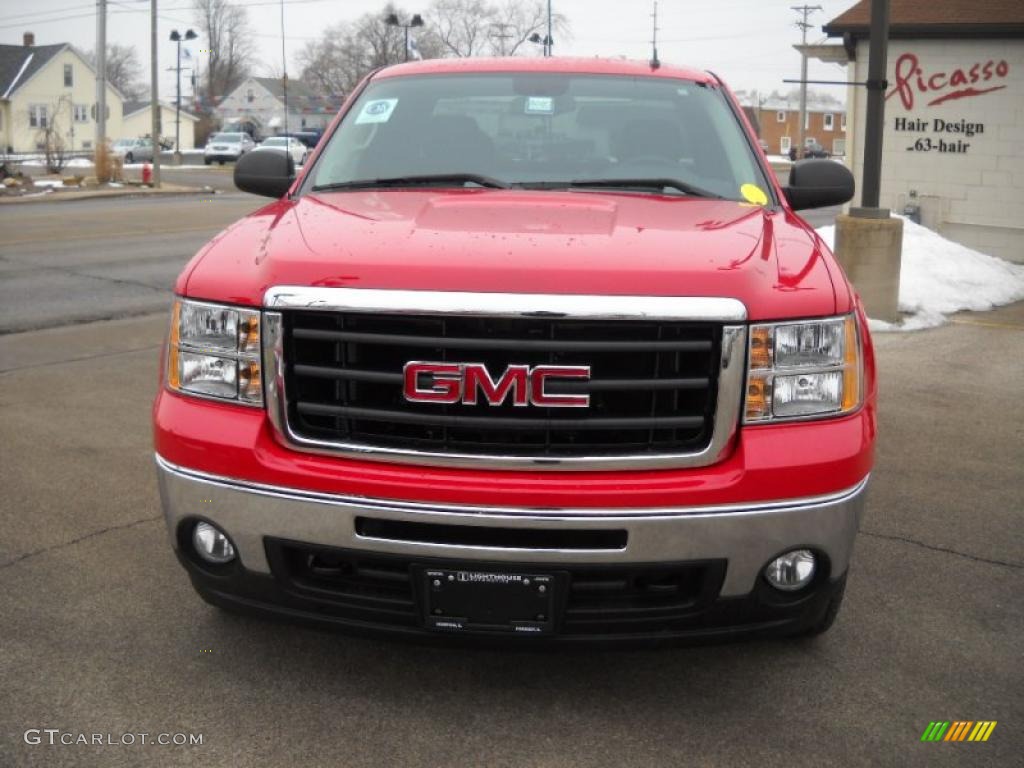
[[355, 98, 399, 124], [525, 96, 554, 115]]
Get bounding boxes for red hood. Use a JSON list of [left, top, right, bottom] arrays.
[[181, 189, 844, 320]]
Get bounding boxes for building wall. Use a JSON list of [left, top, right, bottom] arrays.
[[756, 107, 847, 156], [849, 38, 1023, 263], [2, 48, 123, 154], [121, 105, 195, 149]]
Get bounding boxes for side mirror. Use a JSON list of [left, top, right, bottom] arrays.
[[234, 150, 294, 198], [783, 159, 855, 210]]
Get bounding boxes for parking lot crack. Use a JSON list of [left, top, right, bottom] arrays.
[[859, 529, 1022, 570], [0, 515, 162, 571]]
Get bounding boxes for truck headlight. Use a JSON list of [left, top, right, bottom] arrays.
[[744, 315, 861, 422], [167, 299, 262, 406]]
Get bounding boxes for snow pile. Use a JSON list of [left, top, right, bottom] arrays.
[[816, 216, 1024, 331], [33, 179, 64, 189], [65, 157, 94, 168]]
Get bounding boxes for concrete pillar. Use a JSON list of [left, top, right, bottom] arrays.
[[833, 213, 903, 323]]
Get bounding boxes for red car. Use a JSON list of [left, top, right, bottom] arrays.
[[154, 57, 873, 645]]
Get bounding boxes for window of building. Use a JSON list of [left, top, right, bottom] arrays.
[[73, 104, 89, 123], [776, 110, 786, 123], [780, 136, 791, 154], [841, 113, 847, 131], [823, 113, 834, 131], [82, 140, 92, 149], [64, 64, 73, 87], [29, 104, 48, 128], [804, 136, 817, 147], [246, 88, 255, 103]]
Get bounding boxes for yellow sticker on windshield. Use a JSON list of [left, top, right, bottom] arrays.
[[740, 183, 768, 206]]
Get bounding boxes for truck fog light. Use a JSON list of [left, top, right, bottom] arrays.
[[764, 549, 816, 591], [192, 521, 236, 564]]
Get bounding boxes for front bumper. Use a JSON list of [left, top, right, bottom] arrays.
[[157, 454, 867, 644]]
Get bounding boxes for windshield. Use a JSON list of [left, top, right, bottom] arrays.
[[262, 138, 287, 146], [309, 73, 767, 201], [212, 133, 242, 143]]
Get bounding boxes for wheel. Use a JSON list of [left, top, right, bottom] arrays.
[[125, 152, 133, 163], [799, 574, 847, 637], [218, 160, 225, 166], [204, 159, 211, 165]]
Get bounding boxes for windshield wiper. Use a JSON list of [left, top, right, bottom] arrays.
[[559, 178, 724, 199], [312, 173, 510, 192]]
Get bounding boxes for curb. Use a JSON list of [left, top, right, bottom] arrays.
[[0, 186, 211, 205]]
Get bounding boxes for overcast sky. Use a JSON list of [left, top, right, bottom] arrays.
[[0, 0, 856, 101]]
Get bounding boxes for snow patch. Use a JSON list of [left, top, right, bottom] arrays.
[[816, 215, 1024, 331], [33, 179, 64, 188]]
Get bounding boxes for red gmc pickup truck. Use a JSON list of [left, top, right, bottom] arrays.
[[154, 57, 874, 645]]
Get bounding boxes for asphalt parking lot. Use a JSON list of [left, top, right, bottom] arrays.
[[0, 195, 1021, 767]]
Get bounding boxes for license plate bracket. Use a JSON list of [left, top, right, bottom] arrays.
[[419, 567, 558, 636]]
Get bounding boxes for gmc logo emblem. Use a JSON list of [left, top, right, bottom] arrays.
[[403, 362, 591, 408]]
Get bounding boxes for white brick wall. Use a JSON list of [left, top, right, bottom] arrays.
[[849, 39, 1024, 263]]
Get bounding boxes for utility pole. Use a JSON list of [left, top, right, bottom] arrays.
[[650, 1, 660, 67], [490, 23, 514, 56], [792, 4, 821, 159], [860, 0, 890, 210], [280, 0, 288, 137], [95, 0, 107, 153], [150, 0, 160, 186]]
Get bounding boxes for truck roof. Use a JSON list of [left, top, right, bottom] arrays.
[[373, 57, 719, 85]]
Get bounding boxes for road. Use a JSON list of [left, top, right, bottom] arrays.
[[0, 195, 1021, 767], [0, 191, 261, 334]]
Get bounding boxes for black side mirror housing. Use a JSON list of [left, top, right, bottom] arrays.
[[234, 150, 295, 198], [783, 159, 855, 211]]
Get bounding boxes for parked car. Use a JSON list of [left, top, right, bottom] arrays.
[[253, 136, 308, 166], [203, 132, 256, 165], [156, 57, 869, 646], [110, 137, 154, 164], [279, 130, 323, 149], [803, 141, 830, 159]]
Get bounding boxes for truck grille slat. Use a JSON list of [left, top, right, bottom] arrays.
[[296, 403, 706, 431], [281, 311, 722, 459], [292, 327, 713, 352]]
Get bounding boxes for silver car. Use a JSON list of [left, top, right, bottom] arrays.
[[204, 132, 256, 165], [110, 137, 154, 164]]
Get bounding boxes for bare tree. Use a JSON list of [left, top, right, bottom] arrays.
[[490, 0, 567, 56], [429, 0, 495, 58], [86, 44, 145, 100], [298, 5, 444, 97], [194, 0, 254, 103], [426, 0, 567, 57]]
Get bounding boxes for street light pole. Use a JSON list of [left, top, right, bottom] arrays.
[[150, 0, 161, 186], [385, 13, 424, 63], [546, 0, 552, 56], [169, 29, 197, 163]]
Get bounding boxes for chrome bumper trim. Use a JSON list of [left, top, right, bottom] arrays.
[[262, 287, 749, 471], [156, 454, 868, 596]]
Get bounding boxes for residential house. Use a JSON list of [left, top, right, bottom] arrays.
[[213, 76, 337, 138], [753, 92, 848, 157], [122, 99, 196, 150], [1, 32, 125, 154]]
